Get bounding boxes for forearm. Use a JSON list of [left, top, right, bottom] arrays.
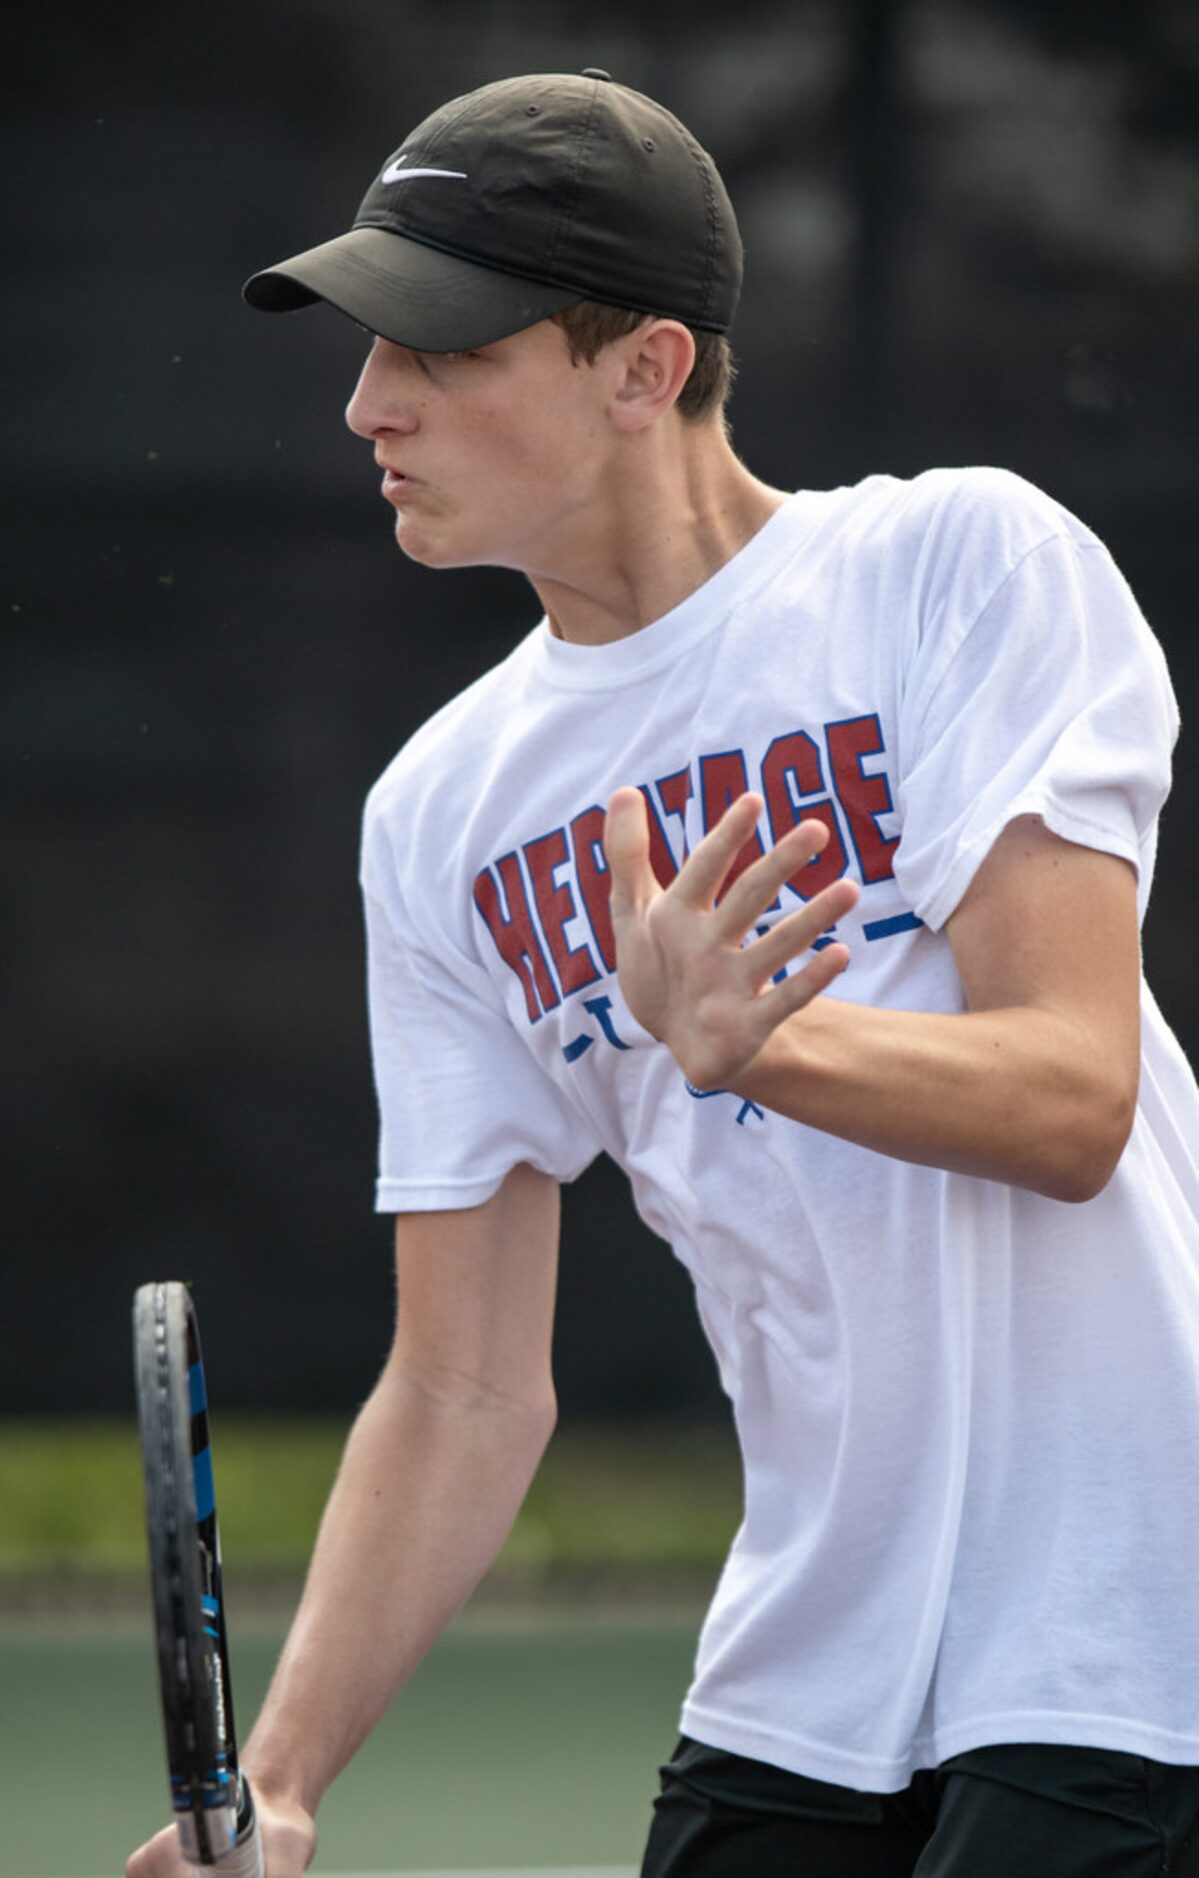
[[735, 995, 1136, 1202], [244, 1361, 554, 1818], [607, 795, 1142, 1205]]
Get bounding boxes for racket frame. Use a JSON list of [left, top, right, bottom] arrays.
[[134, 1279, 259, 1869]]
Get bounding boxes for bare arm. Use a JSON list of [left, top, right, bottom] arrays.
[[606, 790, 1140, 1202], [127, 1160, 560, 1877]]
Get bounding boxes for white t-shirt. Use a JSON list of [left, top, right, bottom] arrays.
[[360, 466, 1199, 1790]]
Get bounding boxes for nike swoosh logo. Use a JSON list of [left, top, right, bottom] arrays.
[[381, 155, 468, 184]]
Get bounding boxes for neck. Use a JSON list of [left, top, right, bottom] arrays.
[[530, 424, 788, 646]]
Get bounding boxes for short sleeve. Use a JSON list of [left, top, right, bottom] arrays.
[[357, 867, 601, 1209], [894, 529, 1179, 932], [362, 870, 602, 1215]]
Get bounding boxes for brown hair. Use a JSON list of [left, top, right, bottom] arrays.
[[551, 301, 736, 429]]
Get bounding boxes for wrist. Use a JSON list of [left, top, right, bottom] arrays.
[[731, 1005, 824, 1107], [244, 1744, 322, 1823]]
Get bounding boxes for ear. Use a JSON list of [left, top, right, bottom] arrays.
[[610, 320, 696, 431]]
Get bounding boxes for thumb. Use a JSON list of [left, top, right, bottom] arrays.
[[604, 787, 657, 919]]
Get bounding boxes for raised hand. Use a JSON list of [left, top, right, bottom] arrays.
[[604, 787, 860, 1091]]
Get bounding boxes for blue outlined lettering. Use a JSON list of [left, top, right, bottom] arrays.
[[562, 993, 631, 1063]]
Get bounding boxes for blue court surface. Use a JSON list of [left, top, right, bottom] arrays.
[[0, 1604, 700, 1876]]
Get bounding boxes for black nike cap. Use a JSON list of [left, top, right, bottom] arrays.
[[243, 70, 742, 352]]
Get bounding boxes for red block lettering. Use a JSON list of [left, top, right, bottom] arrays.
[[760, 731, 849, 900], [524, 828, 601, 997], [473, 854, 560, 1022], [637, 785, 681, 888], [570, 806, 616, 973], [656, 766, 694, 864], [826, 715, 898, 884], [699, 749, 768, 901]]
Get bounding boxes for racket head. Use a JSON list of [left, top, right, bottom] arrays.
[[133, 1280, 257, 1867]]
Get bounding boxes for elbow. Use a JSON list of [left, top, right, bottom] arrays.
[[511, 1381, 558, 1474], [510, 1389, 558, 1500], [1042, 1158, 1118, 1206], [1036, 1077, 1138, 1205], [531, 1387, 558, 1454]]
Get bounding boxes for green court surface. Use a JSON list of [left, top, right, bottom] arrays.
[[0, 1606, 702, 1877]]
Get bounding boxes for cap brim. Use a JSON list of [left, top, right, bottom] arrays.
[[242, 226, 580, 351]]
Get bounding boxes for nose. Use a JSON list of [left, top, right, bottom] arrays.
[[345, 338, 421, 440]]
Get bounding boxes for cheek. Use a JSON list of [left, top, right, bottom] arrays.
[[508, 401, 602, 497], [454, 372, 606, 517]]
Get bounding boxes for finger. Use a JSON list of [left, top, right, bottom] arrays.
[[741, 879, 861, 987], [714, 817, 835, 939], [752, 939, 853, 1033], [605, 787, 659, 919], [731, 943, 853, 1072], [671, 792, 765, 908], [125, 1824, 188, 1878]]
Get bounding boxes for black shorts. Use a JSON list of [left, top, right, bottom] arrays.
[[640, 1735, 1199, 1877]]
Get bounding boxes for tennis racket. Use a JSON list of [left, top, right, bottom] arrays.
[[133, 1280, 264, 1876]]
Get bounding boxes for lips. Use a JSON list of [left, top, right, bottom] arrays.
[[381, 468, 416, 505]]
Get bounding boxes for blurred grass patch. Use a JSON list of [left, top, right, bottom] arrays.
[[507, 1422, 740, 1577], [0, 1416, 740, 1588]]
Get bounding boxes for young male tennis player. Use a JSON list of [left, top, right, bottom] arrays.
[[128, 69, 1199, 1877]]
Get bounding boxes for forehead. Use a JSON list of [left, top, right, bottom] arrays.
[[485, 315, 579, 364], [456, 317, 610, 397], [373, 316, 576, 368]]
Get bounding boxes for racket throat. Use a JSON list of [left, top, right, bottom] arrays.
[[174, 1777, 241, 1865]]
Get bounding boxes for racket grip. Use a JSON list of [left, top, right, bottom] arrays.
[[214, 1781, 265, 1878], [212, 1824, 263, 1877]]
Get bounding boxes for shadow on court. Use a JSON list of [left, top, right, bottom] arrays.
[[0, 1608, 700, 1876]]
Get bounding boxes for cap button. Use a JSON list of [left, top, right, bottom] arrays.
[[580, 68, 613, 81]]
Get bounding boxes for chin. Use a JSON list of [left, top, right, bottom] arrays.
[[393, 518, 499, 573], [392, 519, 451, 568]]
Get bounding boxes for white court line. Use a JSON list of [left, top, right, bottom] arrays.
[[80, 1870, 637, 1878], [82, 1870, 636, 1878], [81, 1868, 636, 1878]]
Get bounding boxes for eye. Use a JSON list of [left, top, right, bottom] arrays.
[[413, 348, 481, 380]]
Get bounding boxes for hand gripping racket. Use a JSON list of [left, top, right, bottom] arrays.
[[133, 1281, 264, 1876]]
